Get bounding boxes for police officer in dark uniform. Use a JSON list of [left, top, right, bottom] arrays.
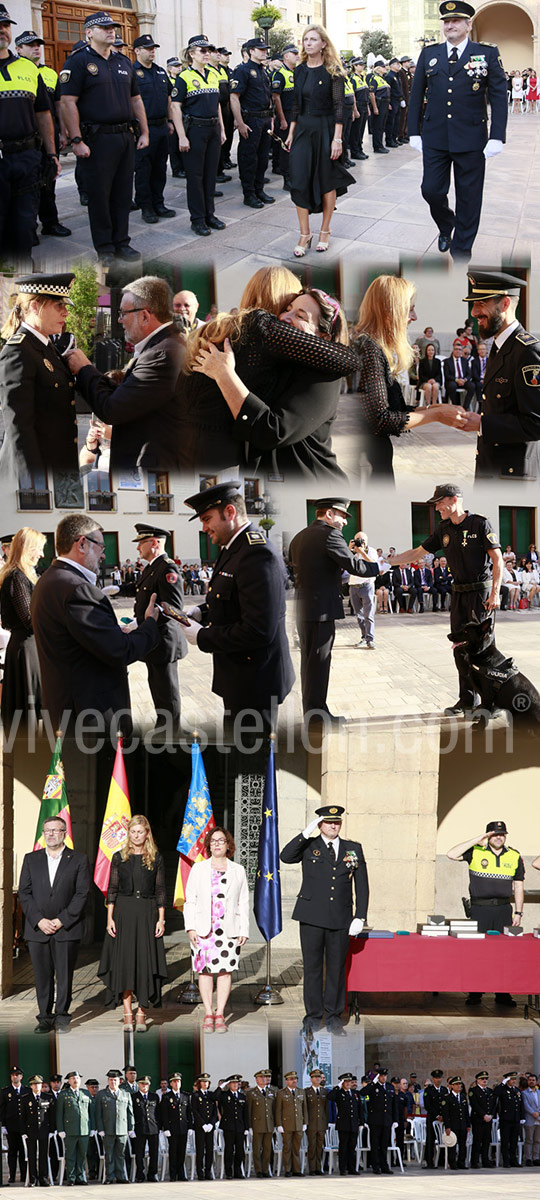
[[441, 1076, 470, 1169], [388, 483, 503, 715], [0, 1067, 30, 1183], [131, 1076, 160, 1182], [206, 44, 232, 183], [361, 1070, 394, 1174], [463, 270, 540, 479], [14, 29, 71, 240], [166, 57, 184, 176], [366, 60, 390, 153], [328, 1074, 361, 1175], [280, 803, 369, 1035], [384, 57, 404, 147], [217, 47, 235, 169], [183, 482, 294, 731], [349, 58, 371, 159], [423, 1070, 448, 1167], [47, 1075, 63, 1182], [494, 1072, 524, 1167], [59, 11, 149, 265], [289, 497, 378, 721], [271, 44, 297, 190], [191, 1075, 217, 1182], [305, 1068, 328, 1176], [342, 69, 358, 166], [132, 34, 176, 224], [215, 1076, 249, 1179], [159, 1073, 191, 1182], [21, 1074, 55, 1187], [170, 35, 226, 237], [230, 37, 275, 209], [0, 4, 58, 262], [408, 0, 507, 258], [468, 1071, 496, 1168]]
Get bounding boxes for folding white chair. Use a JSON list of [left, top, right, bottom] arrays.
[[388, 1122, 404, 1173], [21, 1135, 31, 1187], [184, 1129, 197, 1181], [158, 1132, 169, 1182], [299, 1131, 308, 1175], [356, 1123, 370, 1171], [243, 1129, 253, 1179], [271, 1129, 283, 1178], [321, 1125, 339, 1176], [432, 1120, 449, 1169], [213, 1128, 225, 1180], [490, 1116, 500, 1166], [410, 1116, 426, 1164]]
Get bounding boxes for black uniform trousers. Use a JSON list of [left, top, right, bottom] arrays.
[[74, 158, 86, 200], [7, 1132, 26, 1181], [78, 129, 134, 254], [219, 102, 234, 171], [147, 660, 181, 729], [194, 1127, 214, 1180], [38, 137, 60, 228], [448, 1132, 467, 1169], [184, 121, 220, 224], [338, 1130, 357, 1175], [135, 124, 169, 211], [167, 1131, 187, 1181], [450, 587, 491, 706], [343, 112, 353, 159], [421, 145, 485, 256], [471, 1119, 492, 1166], [224, 1130, 244, 1178], [350, 110, 367, 155], [299, 923, 350, 1023], [238, 115, 271, 198], [298, 618, 335, 715], [27, 1134, 49, 1184], [371, 100, 389, 150], [424, 1119, 440, 1167], [28, 938, 79, 1021], [386, 105, 401, 145], [370, 1122, 391, 1170], [169, 128, 183, 174], [135, 1132, 158, 1180], [500, 1120, 520, 1166], [0, 146, 41, 259]]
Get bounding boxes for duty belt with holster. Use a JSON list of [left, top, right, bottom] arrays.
[[184, 115, 219, 129], [0, 133, 41, 155], [470, 896, 511, 906], [452, 581, 491, 593], [241, 108, 273, 118], [81, 122, 133, 137]]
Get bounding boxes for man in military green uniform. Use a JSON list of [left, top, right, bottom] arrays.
[[56, 1070, 94, 1185], [95, 1069, 134, 1184], [275, 1071, 308, 1177], [305, 1068, 328, 1175], [21, 1075, 56, 1186], [447, 819, 524, 1006], [15, 29, 70, 240], [247, 1071, 275, 1179]]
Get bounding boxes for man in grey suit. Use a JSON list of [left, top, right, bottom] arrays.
[[95, 1071, 134, 1183]]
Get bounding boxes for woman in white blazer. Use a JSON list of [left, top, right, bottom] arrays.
[[184, 826, 249, 1033]]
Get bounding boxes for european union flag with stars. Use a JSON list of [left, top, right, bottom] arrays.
[[254, 740, 282, 941]]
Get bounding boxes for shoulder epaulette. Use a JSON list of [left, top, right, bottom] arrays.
[[7, 332, 25, 344], [245, 530, 266, 546], [516, 331, 540, 346]]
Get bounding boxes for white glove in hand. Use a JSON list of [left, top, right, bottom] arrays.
[[410, 135, 422, 152], [186, 606, 202, 623], [203, 1123, 213, 1133], [302, 816, 321, 839], [349, 918, 365, 936], [400, 99, 406, 107], [302, 1124, 307, 1131], [102, 585, 120, 596], [484, 139, 503, 158], [183, 618, 201, 646], [277, 1126, 284, 1134], [128, 1131, 136, 1139], [59, 1132, 66, 1139], [164, 1131, 171, 1138]]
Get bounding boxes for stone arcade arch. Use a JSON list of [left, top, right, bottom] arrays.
[[474, 1, 537, 74]]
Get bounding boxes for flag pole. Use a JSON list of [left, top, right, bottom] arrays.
[[254, 938, 283, 1005], [254, 734, 283, 1005], [179, 730, 203, 1006]]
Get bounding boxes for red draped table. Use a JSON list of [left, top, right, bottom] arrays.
[[346, 932, 539, 993]]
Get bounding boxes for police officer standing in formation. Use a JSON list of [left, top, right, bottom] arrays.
[[21, 1075, 56, 1187], [191, 1074, 218, 1182], [275, 1071, 308, 1178], [441, 1076, 470, 1170], [423, 1069, 448, 1167], [495, 1071, 524, 1168], [206, 43, 233, 183], [271, 44, 298, 191], [132, 34, 176, 225], [230, 37, 275, 209], [328, 1073, 362, 1175], [398, 56, 412, 143], [362, 1070, 394, 1174], [247, 1071, 275, 1179], [462, 271, 540, 479], [447, 819, 524, 1007], [0, 3, 58, 261], [55, 1071, 94, 1187], [131, 1076, 160, 1183], [215, 1076, 249, 1180], [280, 803, 369, 1036], [170, 35, 226, 237], [60, 11, 149, 266], [289, 497, 378, 722], [385, 57, 405, 148], [0, 1067, 29, 1183], [408, 0, 507, 259], [349, 58, 372, 160], [388, 483, 503, 716], [95, 1070, 134, 1185], [305, 1068, 328, 1175], [166, 57, 184, 176], [468, 1071, 496, 1168], [216, 46, 236, 170], [159, 1073, 192, 1182], [366, 59, 390, 153], [14, 29, 71, 241]]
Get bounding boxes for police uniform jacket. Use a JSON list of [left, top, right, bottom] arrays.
[[18, 846, 90, 943], [159, 1089, 191, 1133], [441, 1091, 470, 1134], [30, 559, 160, 729], [424, 1083, 448, 1122], [275, 1087, 308, 1131], [215, 1088, 249, 1132], [462, 843, 524, 903], [362, 1081, 395, 1126], [59, 45, 140, 125], [230, 61, 272, 114], [191, 1090, 218, 1129], [280, 833, 369, 930], [55, 1088, 94, 1136], [131, 1091, 160, 1135], [0, 327, 79, 476], [0, 1085, 31, 1131], [247, 1088, 275, 1132], [494, 1084, 524, 1122], [289, 520, 378, 623], [131, 554, 187, 665], [305, 1086, 329, 1130], [468, 1084, 496, 1121], [197, 523, 294, 712], [408, 39, 507, 150], [95, 1088, 134, 1136], [271, 66, 295, 118], [74, 326, 185, 472], [327, 1087, 361, 1131], [476, 323, 540, 478], [422, 512, 500, 587], [21, 1091, 56, 1138]]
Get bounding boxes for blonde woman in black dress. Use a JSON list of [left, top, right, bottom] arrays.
[[0, 527, 45, 734], [285, 25, 354, 256]]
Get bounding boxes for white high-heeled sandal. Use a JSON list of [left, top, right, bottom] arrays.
[[316, 230, 331, 252], [293, 233, 312, 257]]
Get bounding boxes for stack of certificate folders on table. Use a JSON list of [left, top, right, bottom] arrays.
[[420, 916, 485, 939]]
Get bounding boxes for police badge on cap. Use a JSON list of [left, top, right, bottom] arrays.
[[84, 11, 122, 28], [14, 29, 44, 45], [439, 0, 475, 17]]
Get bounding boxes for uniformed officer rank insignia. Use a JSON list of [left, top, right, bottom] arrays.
[[8, 332, 25, 343], [246, 531, 266, 544], [136, 69, 144, 77], [250, 69, 257, 76], [87, 62, 99, 74], [230, 79, 238, 88], [44, 360, 54, 372], [192, 80, 201, 89], [171, 87, 177, 96], [465, 55, 487, 77], [429, 58, 437, 66], [166, 571, 178, 582], [442, 533, 450, 546], [313, 848, 321, 856], [59, 70, 70, 83], [487, 531, 499, 543], [481, 858, 489, 869], [516, 331, 540, 345], [522, 365, 540, 386], [473, 82, 480, 90]]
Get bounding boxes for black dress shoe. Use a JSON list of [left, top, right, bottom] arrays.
[[495, 993, 516, 1007], [215, 173, 232, 182], [438, 232, 452, 252], [41, 223, 72, 237], [344, 158, 355, 167], [206, 216, 225, 230], [357, 151, 369, 159], [130, 201, 140, 211], [114, 245, 141, 260], [443, 703, 478, 717], [243, 195, 264, 208], [256, 191, 275, 203], [191, 221, 211, 235], [154, 205, 176, 217], [214, 189, 223, 197], [465, 993, 482, 1005], [171, 169, 186, 178], [142, 209, 159, 224], [374, 147, 389, 153], [79, 194, 88, 205], [223, 160, 235, 169], [99, 254, 115, 268]]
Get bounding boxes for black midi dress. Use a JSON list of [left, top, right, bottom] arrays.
[[289, 63, 355, 213], [0, 568, 41, 731], [98, 851, 168, 1008]]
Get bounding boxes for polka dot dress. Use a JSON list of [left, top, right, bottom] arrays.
[[192, 868, 240, 976]]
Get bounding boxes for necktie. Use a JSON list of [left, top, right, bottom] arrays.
[[456, 359, 462, 379], [449, 47, 458, 64], [328, 842, 336, 862]]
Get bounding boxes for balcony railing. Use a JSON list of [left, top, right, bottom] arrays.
[[17, 489, 52, 511], [148, 492, 174, 513], [88, 491, 117, 512]]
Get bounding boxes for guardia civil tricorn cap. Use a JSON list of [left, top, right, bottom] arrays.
[[439, 1, 475, 18]]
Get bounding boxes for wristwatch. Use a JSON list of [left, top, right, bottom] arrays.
[[71, 136, 83, 145]]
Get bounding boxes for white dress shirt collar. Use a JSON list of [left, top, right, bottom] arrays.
[[224, 521, 251, 551], [320, 833, 340, 857], [446, 36, 469, 58], [133, 321, 173, 357], [494, 319, 519, 351], [21, 321, 49, 346], [56, 557, 97, 586]]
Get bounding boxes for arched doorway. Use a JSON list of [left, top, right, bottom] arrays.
[[474, 2, 536, 71], [40, 0, 140, 72]]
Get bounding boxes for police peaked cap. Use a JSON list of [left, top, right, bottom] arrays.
[[187, 35, 210, 48], [314, 496, 350, 516], [185, 481, 242, 520], [282, 43, 299, 54], [245, 37, 267, 51], [217, 47, 232, 55], [195, 1073, 211, 1083], [169, 1073, 182, 1082], [463, 270, 526, 302], [84, 12, 122, 27], [227, 1075, 243, 1083], [486, 820, 507, 833], [133, 34, 159, 49], [13, 273, 75, 302], [15, 29, 43, 45], [132, 523, 169, 541], [439, 0, 475, 17], [1, 534, 14, 545], [431, 1069, 444, 1078], [0, 5, 16, 23], [426, 483, 463, 504], [167, 56, 181, 66], [113, 36, 127, 46], [315, 804, 345, 819], [138, 1076, 152, 1084], [448, 1075, 462, 1086]]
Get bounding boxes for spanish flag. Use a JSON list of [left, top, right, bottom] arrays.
[[33, 734, 74, 850], [173, 740, 215, 910], [94, 736, 131, 895]]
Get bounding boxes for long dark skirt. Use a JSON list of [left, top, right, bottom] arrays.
[[98, 895, 168, 1008], [289, 113, 355, 213]]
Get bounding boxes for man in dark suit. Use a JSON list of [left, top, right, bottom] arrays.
[[159, 1073, 191, 1182], [443, 344, 476, 408], [432, 557, 453, 610], [21, 1074, 56, 1187], [65, 275, 185, 472], [288, 497, 378, 721], [441, 1076, 470, 1170], [470, 340, 488, 407], [31, 513, 160, 732], [468, 1071, 496, 1168], [183, 482, 294, 732], [215, 1076, 249, 1180], [462, 271, 540, 478], [408, 0, 507, 258], [18, 815, 90, 1032], [0, 1068, 30, 1183], [280, 803, 369, 1035], [362, 1070, 395, 1174], [391, 565, 421, 612], [413, 564, 435, 611], [132, 1076, 160, 1182]]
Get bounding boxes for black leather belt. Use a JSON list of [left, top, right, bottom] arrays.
[[147, 117, 168, 126], [0, 134, 40, 154], [241, 109, 273, 118], [452, 581, 490, 593], [470, 897, 511, 906], [82, 122, 131, 134], [187, 116, 219, 125]]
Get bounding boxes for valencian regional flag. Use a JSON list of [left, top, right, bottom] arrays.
[[254, 739, 282, 941], [94, 736, 131, 895], [33, 734, 74, 850], [173, 740, 215, 910]]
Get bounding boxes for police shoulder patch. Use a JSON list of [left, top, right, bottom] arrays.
[[59, 70, 71, 84], [522, 364, 540, 387], [246, 530, 266, 545], [171, 87, 177, 97], [87, 62, 99, 75], [230, 78, 238, 88], [516, 331, 540, 346]]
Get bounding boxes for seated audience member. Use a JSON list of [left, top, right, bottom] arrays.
[[418, 343, 443, 406], [432, 556, 452, 611], [413, 562, 435, 611], [443, 342, 476, 409]]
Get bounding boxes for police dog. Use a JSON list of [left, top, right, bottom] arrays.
[[450, 615, 540, 729]]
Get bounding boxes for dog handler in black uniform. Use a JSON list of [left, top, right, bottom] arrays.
[[170, 35, 226, 237], [388, 483, 503, 715], [59, 11, 148, 265], [132, 34, 176, 225]]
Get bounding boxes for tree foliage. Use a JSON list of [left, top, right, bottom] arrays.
[[361, 31, 393, 61], [65, 262, 99, 357]]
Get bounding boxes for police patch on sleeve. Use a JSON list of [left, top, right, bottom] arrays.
[[171, 87, 177, 97], [87, 63, 99, 75], [59, 70, 71, 83], [487, 531, 499, 543], [230, 78, 238, 88], [522, 365, 540, 387]]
